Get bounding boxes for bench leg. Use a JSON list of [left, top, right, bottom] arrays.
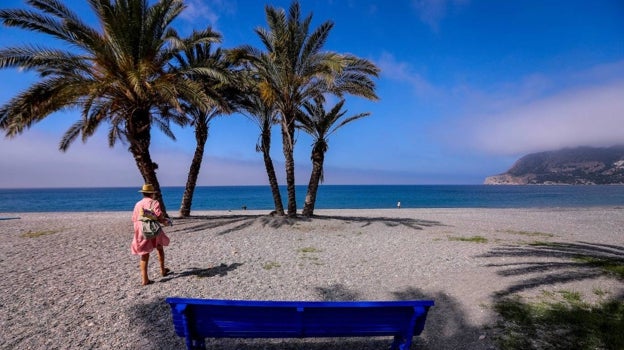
[[188, 337, 205, 350], [391, 335, 413, 350], [391, 335, 403, 350]]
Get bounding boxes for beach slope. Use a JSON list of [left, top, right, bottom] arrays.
[[1, 208, 622, 349]]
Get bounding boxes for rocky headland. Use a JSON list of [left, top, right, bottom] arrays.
[[485, 145, 624, 185]]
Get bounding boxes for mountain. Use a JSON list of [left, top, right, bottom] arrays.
[[484, 145, 624, 185]]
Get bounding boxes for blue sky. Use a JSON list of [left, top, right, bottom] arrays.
[[1, 0, 623, 188]]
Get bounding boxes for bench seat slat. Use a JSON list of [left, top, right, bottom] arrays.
[[192, 306, 302, 336]]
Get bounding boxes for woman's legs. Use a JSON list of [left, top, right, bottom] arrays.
[[140, 253, 152, 285], [156, 245, 169, 276]]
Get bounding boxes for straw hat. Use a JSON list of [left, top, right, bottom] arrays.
[[138, 184, 158, 193]]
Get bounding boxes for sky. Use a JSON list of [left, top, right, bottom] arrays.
[[0, 0, 623, 188]]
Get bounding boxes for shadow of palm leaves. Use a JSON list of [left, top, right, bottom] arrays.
[[312, 284, 494, 349], [315, 283, 362, 301], [308, 215, 443, 230], [392, 287, 496, 350], [162, 263, 244, 282], [171, 214, 444, 236], [480, 241, 624, 296], [172, 215, 261, 235]]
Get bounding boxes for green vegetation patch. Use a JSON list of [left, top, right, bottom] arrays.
[[448, 235, 488, 243], [559, 290, 582, 303], [503, 229, 555, 238], [297, 246, 323, 265], [494, 295, 624, 350], [574, 256, 624, 279], [527, 242, 624, 279], [298, 246, 321, 253], [21, 229, 62, 238], [592, 288, 609, 298], [262, 261, 281, 270]]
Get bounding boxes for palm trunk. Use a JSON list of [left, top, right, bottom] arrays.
[[281, 116, 297, 217], [179, 121, 208, 217], [127, 110, 167, 215], [261, 128, 284, 215], [302, 148, 324, 217], [136, 154, 165, 214]]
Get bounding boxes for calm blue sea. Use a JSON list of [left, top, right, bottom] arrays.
[[1, 185, 623, 213]]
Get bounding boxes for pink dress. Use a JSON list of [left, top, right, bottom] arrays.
[[131, 198, 170, 255]]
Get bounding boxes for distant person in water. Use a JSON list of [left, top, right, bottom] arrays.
[[131, 184, 172, 286], [397, 201, 401, 208]]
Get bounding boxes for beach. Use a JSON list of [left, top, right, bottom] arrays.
[[1, 208, 622, 349]]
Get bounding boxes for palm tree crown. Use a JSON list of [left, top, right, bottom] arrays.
[[299, 98, 370, 157], [0, 0, 222, 213], [299, 98, 370, 216]]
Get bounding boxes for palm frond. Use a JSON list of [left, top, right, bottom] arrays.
[[300, 21, 333, 66], [0, 76, 91, 136], [298, 98, 369, 143], [30, 0, 80, 21], [0, 8, 71, 42], [59, 119, 85, 151]]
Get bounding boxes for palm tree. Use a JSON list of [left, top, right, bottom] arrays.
[[230, 1, 379, 217], [299, 98, 369, 217], [238, 91, 285, 215], [178, 107, 220, 217], [0, 0, 219, 215], [173, 40, 236, 217]]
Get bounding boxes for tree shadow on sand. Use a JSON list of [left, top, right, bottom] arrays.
[[171, 213, 443, 236], [390, 286, 495, 350], [160, 262, 244, 282], [171, 214, 264, 235], [479, 241, 624, 297], [305, 214, 443, 230], [480, 242, 624, 349], [127, 283, 495, 350]]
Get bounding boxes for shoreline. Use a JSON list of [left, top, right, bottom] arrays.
[[1, 208, 622, 349]]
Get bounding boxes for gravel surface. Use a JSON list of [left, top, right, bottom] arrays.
[[1, 208, 622, 349]]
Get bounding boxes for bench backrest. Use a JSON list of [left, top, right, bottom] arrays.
[[166, 298, 434, 346]]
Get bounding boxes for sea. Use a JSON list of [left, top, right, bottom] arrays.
[[1, 185, 623, 213]]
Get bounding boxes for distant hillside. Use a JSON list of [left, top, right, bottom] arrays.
[[484, 145, 624, 185]]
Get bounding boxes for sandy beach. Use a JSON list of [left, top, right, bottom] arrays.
[[1, 208, 622, 349]]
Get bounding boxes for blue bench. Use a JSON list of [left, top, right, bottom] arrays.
[[166, 297, 434, 350]]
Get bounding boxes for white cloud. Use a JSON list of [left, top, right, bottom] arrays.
[[460, 81, 624, 155], [180, 0, 218, 25], [178, 0, 236, 29], [428, 60, 624, 156], [377, 52, 438, 98], [412, 0, 469, 31]]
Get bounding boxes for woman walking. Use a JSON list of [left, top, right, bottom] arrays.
[[131, 184, 172, 286]]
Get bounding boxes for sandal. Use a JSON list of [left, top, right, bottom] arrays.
[[142, 279, 154, 286], [161, 268, 171, 277]]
